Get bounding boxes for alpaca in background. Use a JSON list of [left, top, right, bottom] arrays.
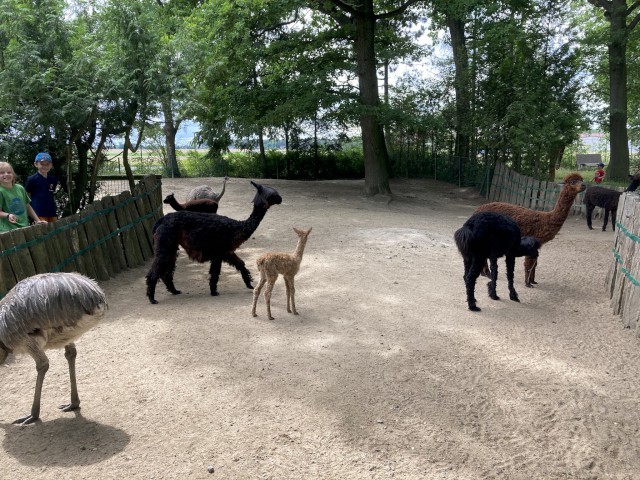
[[146, 181, 282, 304], [186, 176, 229, 202], [252, 227, 312, 320], [0, 273, 107, 425], [475, 172, 585, 287], [583, 172, 640, 231], [163, 193, 219, 214], [455, 212, 541, 311]]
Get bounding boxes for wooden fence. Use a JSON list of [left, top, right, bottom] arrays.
[[488, 161, 624, 216], [0, 174, 163, 299], [606, 192, 640, 335]]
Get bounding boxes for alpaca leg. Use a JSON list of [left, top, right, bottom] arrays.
[[480, 260, 490, 278], [487, 258, 499, 300], [263, 277, 277, 320], [252, 275, 267, 317], [14, 348, 49, 425], [524, 256, 537, 287], [611, 208, 617, 231], [505, 256, 519, 302], [208, 257, 223, 296], [60, 343, 80, 412], [223, 253, 254, 289], [146, 245, 180, 304], [464, 258, 484, 311], [602, 208, 610, 231], [285, 276, 298, 315], [586, 204, 595, 230]]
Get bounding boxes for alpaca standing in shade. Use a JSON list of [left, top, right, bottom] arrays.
[[252, 227, 312, 320], [475, 172, 585, 287]]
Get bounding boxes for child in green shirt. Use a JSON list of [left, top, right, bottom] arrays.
[[0, 161, 46, 231]]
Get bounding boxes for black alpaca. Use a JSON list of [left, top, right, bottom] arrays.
[[454, 211, 541, 312], [584, 173, 640, 231], [146, 181, 282, 304], [163, 193, 220, 214]]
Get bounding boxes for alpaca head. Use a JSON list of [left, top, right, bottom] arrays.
[[163, 193, 175, 204], [559, 172, 586, 195], [250, 181, 282, 209], [293, 227, 312, 239], [625, 172, 640, 192], [515, 236, 541, 258]]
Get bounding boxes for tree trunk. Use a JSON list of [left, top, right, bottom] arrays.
[[355, 10, 391, 196], [608, 1, 630, 181], [258, 127, 267, 177], [446, 14, 471, 163], [162, 98, 182, 178]]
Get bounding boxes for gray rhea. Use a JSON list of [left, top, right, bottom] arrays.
[[0, 272, 107, 425]]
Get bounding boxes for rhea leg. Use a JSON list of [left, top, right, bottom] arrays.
[[14, 348, 49, 425], [59, 343, 81, 412]]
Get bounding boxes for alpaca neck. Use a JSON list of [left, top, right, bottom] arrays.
[[293, 237, 308, 260], [243, 204, 269, 237], [549, 187, 578, 223], [168, 196, 183, 211]]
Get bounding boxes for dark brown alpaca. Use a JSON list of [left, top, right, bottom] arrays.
[[146, 181, 282, 304], [475, 172, 585, 287]]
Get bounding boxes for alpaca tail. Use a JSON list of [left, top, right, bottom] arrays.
[[453, 226, 475, 256]]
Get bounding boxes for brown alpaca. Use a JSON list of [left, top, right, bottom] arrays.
[[475, 172, 585, 287], [251, 227, 312, 320]]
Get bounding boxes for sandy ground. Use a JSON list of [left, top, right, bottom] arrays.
[[2, 176, 640, 480]]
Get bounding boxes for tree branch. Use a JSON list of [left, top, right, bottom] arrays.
[[312, 0, 352, 25], [628, 10, 640, 30], [626, 0, 640, 17], [376, 0, 426, 20], [586, 0, 611, 14]]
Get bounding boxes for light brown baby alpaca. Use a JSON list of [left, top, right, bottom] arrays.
[[251, 227, 312, 320]]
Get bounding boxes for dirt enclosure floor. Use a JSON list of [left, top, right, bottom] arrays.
[[2, 176, 640, 479]]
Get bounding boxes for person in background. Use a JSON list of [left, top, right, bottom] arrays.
[[25, 152, 59, 222], [0, 161, 47, 231], [594, 162, 606, 184]]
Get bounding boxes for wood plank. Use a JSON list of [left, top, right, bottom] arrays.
[[0, 233, 17, 295], [22, 223, 52, 273], [101, 195, 129, 272], [113, 192, 144, 268], [80, 203, 111, 281]]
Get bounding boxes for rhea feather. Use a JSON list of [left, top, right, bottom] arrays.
[[0, 272, 107, 425]]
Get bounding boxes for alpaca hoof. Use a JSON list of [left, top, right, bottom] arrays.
[[293, 311, 299, 315], [268, 316, 275, 320], [210, 291, 219, 296], [469, 305, 481, 312], [149, 298, 159, 304], [588, 226, 593, 230], [489, 294, 499, 301], [252, 313, 257, 317], [170, 290, 182, 295], [246, 284, 254, 290], [510, 293, 520, 302]]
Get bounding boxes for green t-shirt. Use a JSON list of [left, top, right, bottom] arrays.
[[0, 184, 32, 232]]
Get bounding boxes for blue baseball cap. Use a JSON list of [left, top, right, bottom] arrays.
[[35, 152, 52, 162]]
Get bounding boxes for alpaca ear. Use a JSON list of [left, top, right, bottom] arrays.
[[251, 181, 261, 191]]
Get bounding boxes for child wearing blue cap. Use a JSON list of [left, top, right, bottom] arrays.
[[25, 152, 59, 222]]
